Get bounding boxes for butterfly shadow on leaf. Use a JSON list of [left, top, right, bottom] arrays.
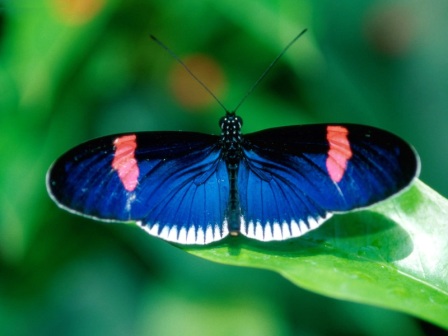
[[184, 211, 414, 264]]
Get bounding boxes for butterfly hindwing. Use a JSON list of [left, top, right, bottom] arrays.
[[47, 132, 229, 244], [238, 124, 418, 241]]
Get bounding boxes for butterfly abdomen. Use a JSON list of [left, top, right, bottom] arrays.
[[226, 166, 241, 235]]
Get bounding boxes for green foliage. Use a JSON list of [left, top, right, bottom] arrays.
[[1, 0, 447, 334]]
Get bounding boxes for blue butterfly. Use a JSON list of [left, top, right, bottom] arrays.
[[47, 118, 419, 244], [46, 31, 419, 245]]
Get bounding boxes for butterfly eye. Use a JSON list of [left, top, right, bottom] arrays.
[[219, 116, 227, 128], [236, 116, 243, 127]]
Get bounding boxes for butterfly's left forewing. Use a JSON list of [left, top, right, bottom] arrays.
[[238, 124, 419, 241], [47, 132, 229, 244]]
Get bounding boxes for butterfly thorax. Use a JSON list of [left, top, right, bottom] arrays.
[[219, 113, 243, 167]]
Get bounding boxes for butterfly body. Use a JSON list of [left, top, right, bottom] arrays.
[[47, 110, 419, 245], [219, 113, 244, 235]]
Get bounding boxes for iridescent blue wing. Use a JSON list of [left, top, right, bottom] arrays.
[[238, 124, 419, 241], [47, 132, 229, 244]]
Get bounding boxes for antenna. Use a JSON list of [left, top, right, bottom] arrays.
[[150, 28, 308, 114], [150, 35, 228, 112], [232, 28, 307, 113]]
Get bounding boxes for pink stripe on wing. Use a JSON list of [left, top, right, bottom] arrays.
[[326, 126, 353, 183], [112, 134, 140, 192]]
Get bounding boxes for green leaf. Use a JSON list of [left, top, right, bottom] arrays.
[[184, 180, 448, 329]]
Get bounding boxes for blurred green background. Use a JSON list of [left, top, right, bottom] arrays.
[[1, 0, 447, 335]]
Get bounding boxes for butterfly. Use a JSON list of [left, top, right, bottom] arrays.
[[46, 31, 420, 245], [47, 120, 419, 245]]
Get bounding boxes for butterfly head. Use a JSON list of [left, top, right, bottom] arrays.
[[219, 112, 243, 137]]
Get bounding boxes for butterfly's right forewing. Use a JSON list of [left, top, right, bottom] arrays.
[[47, 132, 229, 244]]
